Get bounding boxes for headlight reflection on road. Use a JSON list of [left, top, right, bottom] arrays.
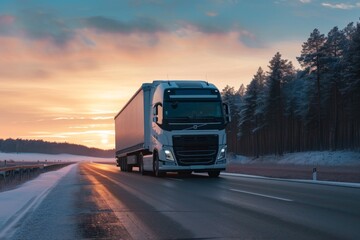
[[90, 162, 119, 173]]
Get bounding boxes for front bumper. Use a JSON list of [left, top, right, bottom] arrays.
[[157, 161, 226, 172]]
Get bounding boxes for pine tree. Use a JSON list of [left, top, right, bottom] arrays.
[[221, 85, 241, 153], [239, 67, 265, 157], [284, 71, 310, 152], [297, 28, 326, 149], [322, 26, 347, 150], [264, 52, 295, 155]]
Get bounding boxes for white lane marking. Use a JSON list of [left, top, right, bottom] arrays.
[[222, 172, 360, 188], [229, 188, 293, 202]]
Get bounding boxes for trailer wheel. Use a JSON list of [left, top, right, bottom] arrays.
[[139, 154, 145, 175], [119, 158, 125, 172], [116, 158, 121, 171], [120, 157, 128, 172]]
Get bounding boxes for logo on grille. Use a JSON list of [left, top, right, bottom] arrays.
[[193, 125, 198, 129]]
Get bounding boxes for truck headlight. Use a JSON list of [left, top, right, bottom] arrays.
[[164, 149, 175, 161], [217, 147, 226, 160]]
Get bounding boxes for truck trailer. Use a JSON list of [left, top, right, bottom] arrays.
[[114, 80, 230, 177]]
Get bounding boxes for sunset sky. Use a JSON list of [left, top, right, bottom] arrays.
[[0, 0, 359, 150]]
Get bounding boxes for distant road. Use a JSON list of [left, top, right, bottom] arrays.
[[10, 162, 360, 240]]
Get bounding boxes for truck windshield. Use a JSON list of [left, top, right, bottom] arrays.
[[164, 101, 224, 122]]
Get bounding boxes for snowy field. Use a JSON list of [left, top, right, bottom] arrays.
[[0, 163, 78, 238], [0, 153, 115, 238], [0, 152, 114, 164], [229, 151, 360, 166]]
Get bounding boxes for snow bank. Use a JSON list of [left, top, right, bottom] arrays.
[[0, 163, 77, 239], [0, 152, 114, 163], [229, 151, 360, 166]]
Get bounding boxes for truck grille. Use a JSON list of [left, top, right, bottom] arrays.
[[172, 135, 218, 166]]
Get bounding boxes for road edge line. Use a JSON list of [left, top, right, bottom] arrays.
[[222, 172, 360, 188]]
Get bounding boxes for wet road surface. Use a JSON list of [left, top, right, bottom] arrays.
[[10, 162, 360, 239]]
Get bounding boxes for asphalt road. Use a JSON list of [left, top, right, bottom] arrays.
[[11, 162, 360, 239]]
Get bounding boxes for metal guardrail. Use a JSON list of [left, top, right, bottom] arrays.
[[0, 162, 74, 191]]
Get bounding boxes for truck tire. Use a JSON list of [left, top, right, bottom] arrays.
[[208, 171, 220, 178], [120, 158, 125, 172], [139, 154, 145, 175], [116, 158, 121, 171], [120, 158, 129, 172], [153, 153, 164, 177]]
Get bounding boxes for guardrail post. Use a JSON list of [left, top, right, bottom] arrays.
[[0, 171, 5, 181], [312, 167, 317, 181]]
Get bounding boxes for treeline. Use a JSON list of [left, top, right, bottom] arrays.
[[0, 138, 114, 158], [221, 20, 360, 157]]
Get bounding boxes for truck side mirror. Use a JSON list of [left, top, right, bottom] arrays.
[[223, 103, 231, 124], [153, 106, 158, 116], [153, 103, 163, 125]]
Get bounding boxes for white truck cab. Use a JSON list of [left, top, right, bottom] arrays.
[[115, 80, 230, 177]]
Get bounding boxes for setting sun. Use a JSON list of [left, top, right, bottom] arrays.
[[101, 134, 109, 146]]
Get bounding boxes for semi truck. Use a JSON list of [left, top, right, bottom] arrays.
[[114, 80, 230, 177]]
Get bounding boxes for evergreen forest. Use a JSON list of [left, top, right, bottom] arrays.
[[0, 138, 114, 158], [221, 20, 360, 157]]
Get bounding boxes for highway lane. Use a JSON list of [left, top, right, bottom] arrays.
[[78, 162, 360, 239], [9, 162, 360, 239]]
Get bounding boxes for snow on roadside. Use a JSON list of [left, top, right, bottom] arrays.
[[0, 152, 114, 163], [0, 163, 77, 239], [229, 151, 360, 166]]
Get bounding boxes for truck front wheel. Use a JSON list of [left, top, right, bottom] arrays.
[[153, 153, 164, 177]]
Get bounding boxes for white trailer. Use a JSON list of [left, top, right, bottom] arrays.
[[114, 80, 230, 177]]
